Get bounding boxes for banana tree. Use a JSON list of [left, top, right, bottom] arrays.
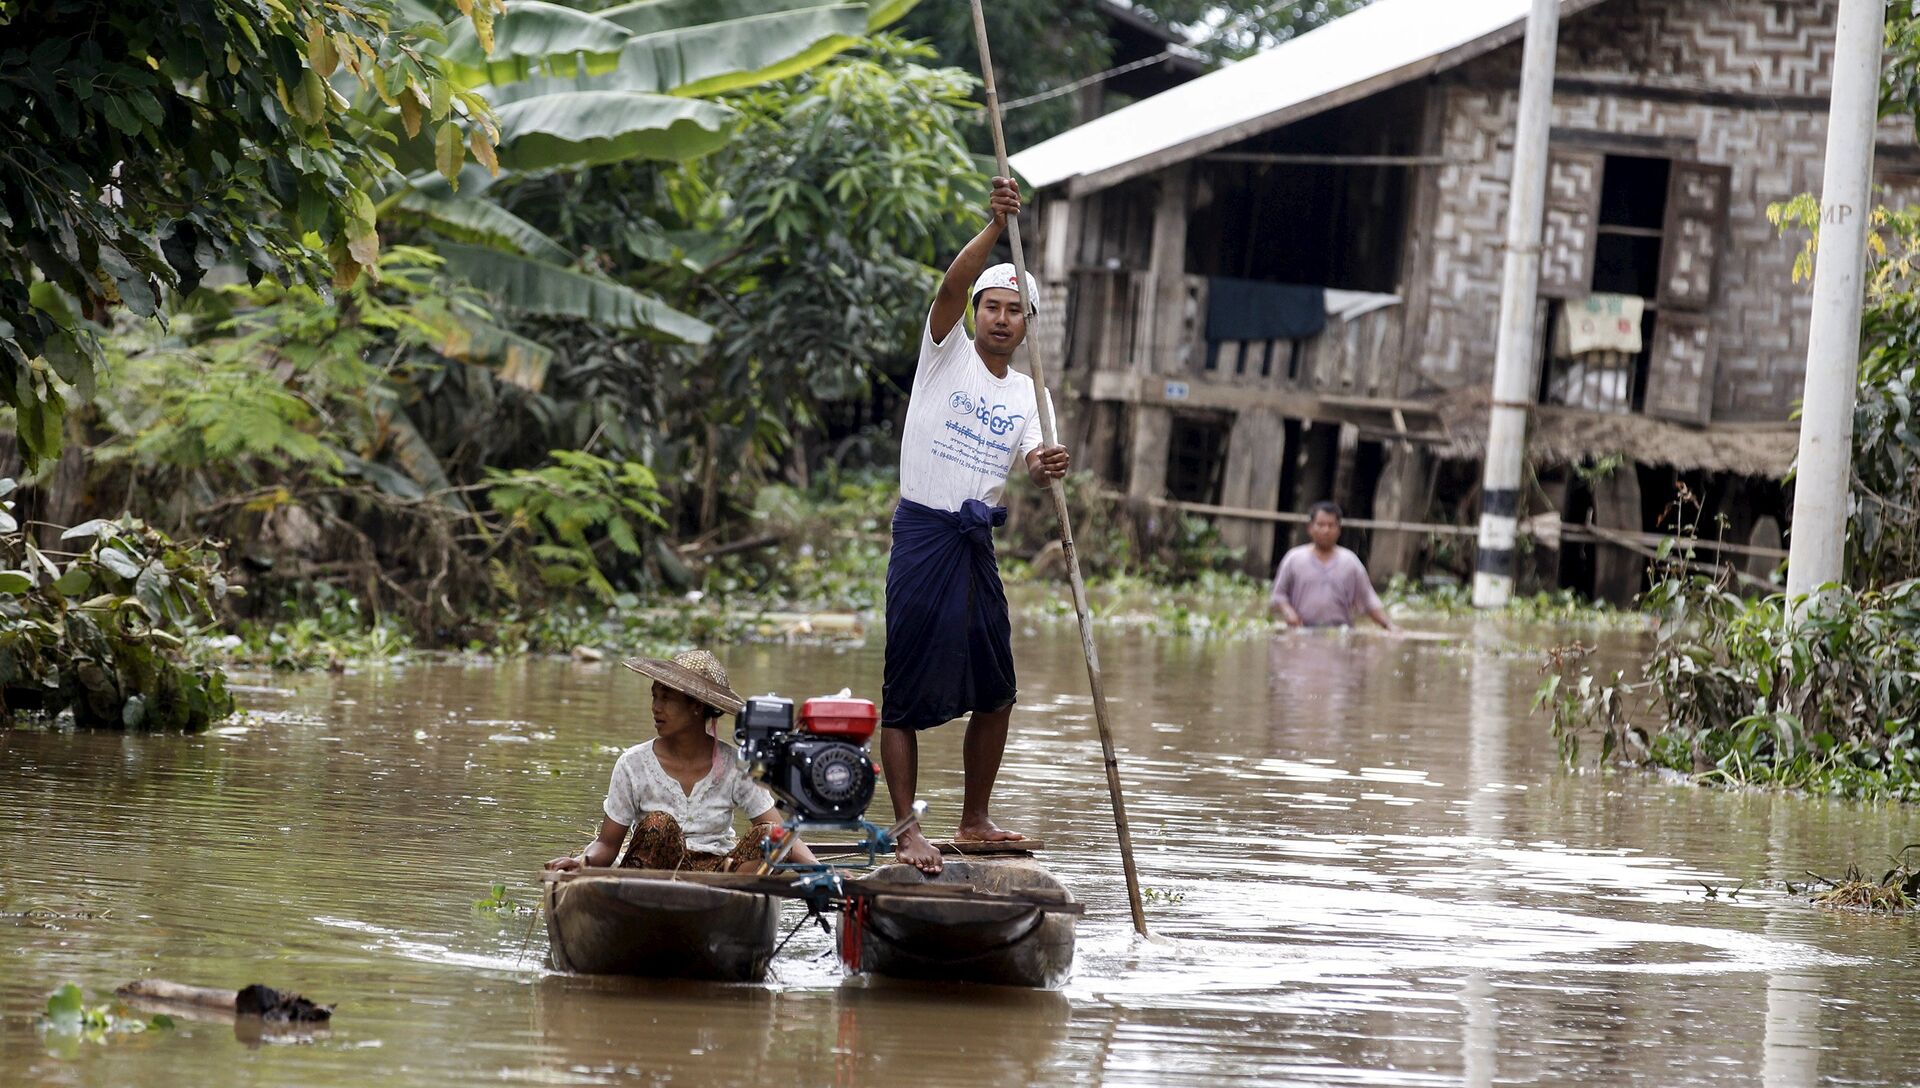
[[387, 0, 921, 374]]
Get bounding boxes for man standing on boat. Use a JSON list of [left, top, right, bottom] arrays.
[[883, 175, 1068, 875]]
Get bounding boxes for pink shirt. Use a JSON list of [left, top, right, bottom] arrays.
[[1270, 545, 1383, 627]]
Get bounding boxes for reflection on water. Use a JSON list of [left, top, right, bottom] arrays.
[[5, 625, 1920, 1085]]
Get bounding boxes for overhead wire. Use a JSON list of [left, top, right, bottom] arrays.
[[998, 49, 1181, 112]]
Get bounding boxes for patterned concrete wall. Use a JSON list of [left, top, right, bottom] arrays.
[[1415, 0, 1914, 423]]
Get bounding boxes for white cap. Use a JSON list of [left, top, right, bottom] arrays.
[[969, 262, 1038, 307]]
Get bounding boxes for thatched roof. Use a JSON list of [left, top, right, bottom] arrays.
[[1430, 389, 1797, 478]]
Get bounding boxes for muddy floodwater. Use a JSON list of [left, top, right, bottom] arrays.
[[6, 622, 1920, 1086]]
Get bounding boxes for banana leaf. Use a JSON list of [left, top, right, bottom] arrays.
[[436, 242, 713, 344], [393, 192, 573, 264], [485, 6, 868, 104], [490, 90, 737, 169], [440, 1, 633, 87]]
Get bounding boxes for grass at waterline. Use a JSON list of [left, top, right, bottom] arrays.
[[1011, 569, 1645, 639], [206, 563, 1648, 671]]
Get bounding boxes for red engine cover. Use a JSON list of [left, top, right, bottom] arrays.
[[799, 696, 878, 743]]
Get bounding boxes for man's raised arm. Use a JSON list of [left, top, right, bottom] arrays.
[[930, 177, 1022, 344]]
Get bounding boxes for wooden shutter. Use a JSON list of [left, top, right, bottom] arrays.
[[1657, 162, 1731, 310], [1035, 281, 1070, 371], [1643, 162, 1730, 422], [1538, 149, 1604, 298], [1644, 312, 1716, 424]]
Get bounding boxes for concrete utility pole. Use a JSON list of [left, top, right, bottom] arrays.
[[1785, 0, 1887, 608], [1472, 0, 1561, 609]]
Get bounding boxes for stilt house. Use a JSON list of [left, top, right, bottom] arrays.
[[1010, 0, 1919, 598]]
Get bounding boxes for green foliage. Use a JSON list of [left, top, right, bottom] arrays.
[[95, 248, 481, 482], [650, 38, 986, 468], [485, 451, 669, 601], [696, 476, 899, 611], [1540, 495, 1920, 800], [473, 881, 520, 912], [229, 584, 412, 670], [0, 0, 500, 468], [0, 483, 235, 730], [392, 0, 925, 348], [1384, 574, 1637, 627], [1767, 199, 1920, 587], [40, 982, 176, 1041]]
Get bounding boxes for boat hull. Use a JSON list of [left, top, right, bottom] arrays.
[[544, 871, 780, 982], [838, 860, 1076, 989]]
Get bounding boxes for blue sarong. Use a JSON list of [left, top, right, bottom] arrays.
[[881, 498, 1017, 731]]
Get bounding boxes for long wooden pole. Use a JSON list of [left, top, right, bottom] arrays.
[[969, 0, 1148, 938]]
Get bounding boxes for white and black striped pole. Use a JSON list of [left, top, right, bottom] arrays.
[[1473, 0, 1562, 609], [1784, 0, 1885, 611]]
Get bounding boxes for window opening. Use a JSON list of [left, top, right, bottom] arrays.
[[1165, 416, 1229, 505], [1542, 154, 1668, 414]]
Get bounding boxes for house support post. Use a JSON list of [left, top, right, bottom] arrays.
[[1368, 442, 1431, 586], [1785, 0, 1884, 610], [1472, 0, 1560, 609], [1218, 408, 1287, 575], [1126, 409, 1171, 500], [1125, 163, 1192, 501]]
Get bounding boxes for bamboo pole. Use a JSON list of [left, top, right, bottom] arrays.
[[969, 0, 1148, 938]]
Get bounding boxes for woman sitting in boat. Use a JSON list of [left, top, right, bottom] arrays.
[[544, 649, 815, 873]]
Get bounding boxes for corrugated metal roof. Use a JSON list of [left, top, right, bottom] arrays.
[[1009, 0, 1609, 195]]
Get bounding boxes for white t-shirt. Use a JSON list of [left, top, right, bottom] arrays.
[[602, 739, 776, 856], [898, 309, 1053, 511]]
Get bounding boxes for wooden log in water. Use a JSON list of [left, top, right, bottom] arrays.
[[115, 979, 332, 1022], [118, 979, 237, 1010]]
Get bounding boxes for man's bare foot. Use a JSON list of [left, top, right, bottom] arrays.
[[895, 828, 944, 875], [955, 818, 1026, 843]]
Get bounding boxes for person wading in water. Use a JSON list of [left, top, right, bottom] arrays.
[[883, 175, 1069, 875], [1269, 501, 1398, 633]]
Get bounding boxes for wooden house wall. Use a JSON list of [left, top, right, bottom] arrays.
[[1414, 0, 1915, 424]]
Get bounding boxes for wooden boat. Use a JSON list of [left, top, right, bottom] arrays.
[[837, 860, 1077, 989], [543, 868, 780, 982]]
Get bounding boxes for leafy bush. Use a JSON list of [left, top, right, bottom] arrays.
[[484, 451, 669, 602], [0, 0, 498, 468], [1540, 506, 1920, 799], [0, 482, 234, 730]]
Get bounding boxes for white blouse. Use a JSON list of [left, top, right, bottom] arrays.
[[602, 739, 777, 856]]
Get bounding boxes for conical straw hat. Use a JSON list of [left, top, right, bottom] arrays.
[[620, 649, 745, 716]]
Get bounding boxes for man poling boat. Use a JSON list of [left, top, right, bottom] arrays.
[[879, 173, 1070, 876]]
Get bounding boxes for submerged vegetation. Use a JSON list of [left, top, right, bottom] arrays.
[[40, 983, 175, 1042], [1802, 856, 1920, 915]]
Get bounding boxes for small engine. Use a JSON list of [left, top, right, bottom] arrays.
[[735, 694, 879, 824]]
